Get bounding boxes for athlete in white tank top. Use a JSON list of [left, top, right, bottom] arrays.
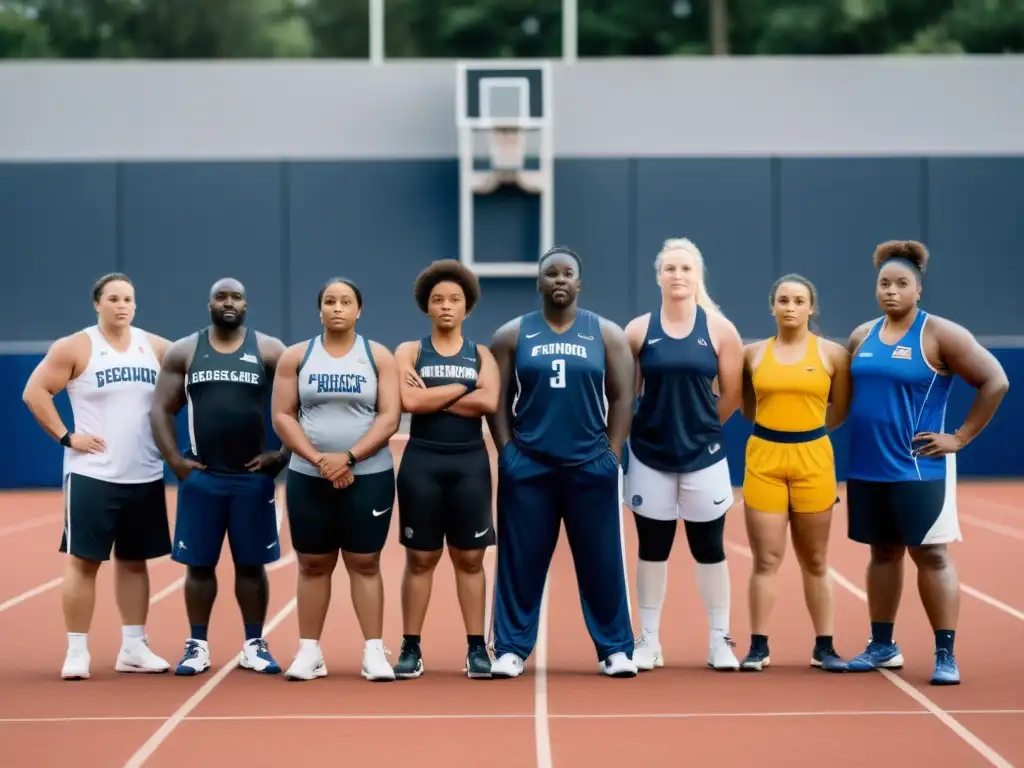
[[64, 325, 164, 484], [21, 273, 173, 681]]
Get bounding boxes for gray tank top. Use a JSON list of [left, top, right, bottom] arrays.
[[288, 333, 394, 477]]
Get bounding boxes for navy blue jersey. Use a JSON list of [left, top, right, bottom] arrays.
[[847, 310, 954, 483], [408, 335, 484, 449], [184, 327, 269, 474], [629, 306, 723, 473], [511, 309, 609, 466]]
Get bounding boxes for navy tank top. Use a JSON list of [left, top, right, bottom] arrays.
[[184, 327, 269, 475], [511, 308, 609, 466], [408, 336, 484, 450], [629, 306, 724, 473], [846, 310, 954, 483]]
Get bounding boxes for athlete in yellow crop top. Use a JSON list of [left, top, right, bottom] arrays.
[[738, 274, 851, 673]]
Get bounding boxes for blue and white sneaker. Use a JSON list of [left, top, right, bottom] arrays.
[[930, 648, 960, 685], [239, 638, 281, 674], [845, 639, 904, 672], [175, 639, 211, 676], [810, 643, 847, 672]]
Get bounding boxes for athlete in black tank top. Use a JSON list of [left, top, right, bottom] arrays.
[[392, 260, 500, 681], [151, 278, 290, 678]]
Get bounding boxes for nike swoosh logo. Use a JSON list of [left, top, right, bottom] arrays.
[[526, 332, 541, 338], [266, 541, 277, 549], [648, 338, 662, 345], [714, 497, 728, 505], [372, 507, 392, 517], [474, 528, 490, 538]]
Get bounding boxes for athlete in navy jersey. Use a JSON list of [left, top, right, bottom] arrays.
[[487, 246, 638, 679], [150, 278, 289, 677], [843, 241, 1008, 685], [623, 238, 744, 673], [392, 260, 498, 680]]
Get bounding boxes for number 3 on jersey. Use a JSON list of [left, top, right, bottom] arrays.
[[550, 358, 566, 388]]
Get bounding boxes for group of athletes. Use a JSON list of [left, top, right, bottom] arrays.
[[21, 237, 1008, 688]]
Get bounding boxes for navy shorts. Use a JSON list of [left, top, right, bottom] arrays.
[[846, 476, 962, 547], [171, 469, 281, 567]]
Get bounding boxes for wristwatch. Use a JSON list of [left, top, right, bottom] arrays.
[[346, 451, 357, 467], [59, 432, 72, 447]]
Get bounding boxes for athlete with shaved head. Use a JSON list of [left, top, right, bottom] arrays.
[[150, 277, 289, 677]]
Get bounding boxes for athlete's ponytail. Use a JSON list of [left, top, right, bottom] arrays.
[[656, 238, 721, 314]]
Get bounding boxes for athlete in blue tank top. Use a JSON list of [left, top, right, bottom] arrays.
[[842, 241, 1008, 686], [621, 237, 745, 674], [486, 246, 638, 679]]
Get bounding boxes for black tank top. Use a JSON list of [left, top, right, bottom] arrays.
[[184, 327, 269, 474], [408, 336, 484, 451]]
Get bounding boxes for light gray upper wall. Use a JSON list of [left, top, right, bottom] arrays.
[[1, 57, 1022, 160]]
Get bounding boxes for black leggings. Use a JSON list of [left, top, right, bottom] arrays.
[[633, 512, 725, 565]]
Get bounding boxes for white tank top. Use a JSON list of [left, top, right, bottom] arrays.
[[63, 325, 165, 484]]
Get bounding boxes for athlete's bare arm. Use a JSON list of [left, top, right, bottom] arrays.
[[145, 332, 172, 365], [21, 333, 105, 453], [601, 317, 636, 462], [150, 334, 202, 479], [709, 313, 744, 424], [395, 340, 469, 414], [347, 341, 402, 463], [846, 320, 876, 356], [740, 341, 764, 423], [822, 339, 852, 431], [624, 314, 651, 396], [446, 344, 500, 418], [271, 341, 323, 467], [923, 317, 1009, 449], [486, 317, 522, 451], [251, 332, 292, 471]]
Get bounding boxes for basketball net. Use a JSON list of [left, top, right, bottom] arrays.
[[490, 127, 525, 177]]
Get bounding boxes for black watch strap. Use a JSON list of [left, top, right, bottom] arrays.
[[59, 432, 72, 447], [346, 451, 357, 467]]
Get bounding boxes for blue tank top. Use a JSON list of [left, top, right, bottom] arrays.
[[846, 310, 954, 483], [511, 308, 609, 466], [629, 307, 723, 473]]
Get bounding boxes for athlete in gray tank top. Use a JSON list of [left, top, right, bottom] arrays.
[[288, 333, 394, 477]]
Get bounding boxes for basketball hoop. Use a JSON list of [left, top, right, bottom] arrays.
[[489, 127, 525, 173]]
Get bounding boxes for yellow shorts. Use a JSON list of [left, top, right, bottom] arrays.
[[742, 433, 837, 514]]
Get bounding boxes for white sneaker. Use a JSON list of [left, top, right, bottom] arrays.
[[285, 646, 327, 681], [707, 633, 740, 671], [62, 649, 90, 680], [491, 652, 525, 679], [238, 638, 282, 674], [600, 651, 638, 678], [174, 639, 211, 676], [633, 631, 663, 671], [361, 642, 395, 682], [115, 638, 170, 674]]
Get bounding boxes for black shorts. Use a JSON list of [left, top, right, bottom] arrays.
[[396, 441, 494, 551], [59, 473, 172, 562], [285, 468, 395, 555], [846, 477, 961, 547]]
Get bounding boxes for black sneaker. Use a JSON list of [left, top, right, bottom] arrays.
[[465, 644, 492, 679], [394, 639, 424, 679]]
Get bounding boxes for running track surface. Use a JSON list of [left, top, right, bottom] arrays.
[[1, 437, 1023, 767]]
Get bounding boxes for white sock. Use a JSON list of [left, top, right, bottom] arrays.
[[122, 625, 145, 646], [637, 559, 667, 643], [67, 632, 88, 652], [299, 638, 320, 655], [696, 560, 731, 637], [365, 638, 383, 653]]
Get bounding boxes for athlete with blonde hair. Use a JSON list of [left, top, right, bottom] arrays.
[[624, 238, 745, 671]]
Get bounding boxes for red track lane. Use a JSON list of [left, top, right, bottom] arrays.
[[1, 470, 1022, 767]]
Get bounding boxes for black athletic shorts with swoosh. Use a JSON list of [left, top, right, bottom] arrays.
[[396, 439, 495, 552], [285, 468, 395, 555]]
